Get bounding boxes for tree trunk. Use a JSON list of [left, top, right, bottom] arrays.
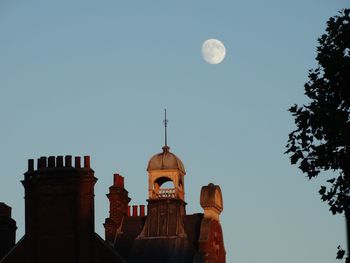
[[346, 208, 350, 257]]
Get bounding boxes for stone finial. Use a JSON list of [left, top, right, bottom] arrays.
[[200, 183, 223, 221]]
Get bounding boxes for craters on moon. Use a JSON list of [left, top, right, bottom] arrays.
[[201, 39, 226, 64]]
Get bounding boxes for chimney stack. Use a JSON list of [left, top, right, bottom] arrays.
[[0, 203, 17, 260]]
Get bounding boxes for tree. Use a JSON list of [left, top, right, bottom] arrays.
[[285, 9, 350, 261]]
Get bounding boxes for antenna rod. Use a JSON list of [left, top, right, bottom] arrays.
[[164, 109, 168, 147]]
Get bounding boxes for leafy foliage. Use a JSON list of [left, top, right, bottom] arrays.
[[286, 9, 350, 214], [285, 9, 350, 260], [337, 246, 346, 260]]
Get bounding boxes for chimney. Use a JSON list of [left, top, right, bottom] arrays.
[[22, 156, 96, 263], [104, 173, 131, 243], [0, 203, 17, 260]]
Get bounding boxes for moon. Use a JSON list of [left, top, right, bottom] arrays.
[[201, 39, 226, 64]]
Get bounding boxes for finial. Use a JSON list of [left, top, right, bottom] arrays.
[[163, 108, 168, 148], [162, 109, 170, 153]]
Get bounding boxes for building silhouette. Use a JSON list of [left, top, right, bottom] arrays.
[[0, 145, 225, 263], [0, 203, 16, 261]]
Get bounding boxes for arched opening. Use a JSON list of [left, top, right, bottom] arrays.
[[160, 181, 174, 189], [153, 177, 175, 198], [154, 177, 173, 188]]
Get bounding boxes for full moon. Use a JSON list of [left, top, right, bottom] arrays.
[[201, 39, 226, 64]]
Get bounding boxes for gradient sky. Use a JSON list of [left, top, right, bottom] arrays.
[[0, 1, 348, 262]]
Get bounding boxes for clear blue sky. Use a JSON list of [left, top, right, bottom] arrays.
[[0, 1, 348, 262]]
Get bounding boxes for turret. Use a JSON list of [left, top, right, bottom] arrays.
[[138, 145, 187, 238]]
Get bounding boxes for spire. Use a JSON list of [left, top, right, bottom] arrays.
[[163, 109, 169, 152]]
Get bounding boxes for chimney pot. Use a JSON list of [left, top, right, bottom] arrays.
[[113, 174, 124, 188], [84, 156, 90, 168], [39, 157, 47, 169], [48, 156, 55, 168], [56, 156, 63, 167], [132, 205, 138, 217], [65, 155, 72, 167], [127, 206, 131, 217], [28, 159, 34, 171], [140, 205, 145, 216], [75, 156, 81, 168], [0, 203, 11, 217]]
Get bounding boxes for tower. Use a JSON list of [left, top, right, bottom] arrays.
[[139, 145, 187, 238], [127, 111, 196, 262], [138, 110, 187, 238], [129, 145, 194, 263]]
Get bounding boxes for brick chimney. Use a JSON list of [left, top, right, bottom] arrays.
[[22, 156, 97, 263], [0, 203, 16, 260], [104, 174, 130, 243]]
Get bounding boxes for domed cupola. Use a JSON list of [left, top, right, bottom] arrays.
[[147, 145, 186, 201], [147, 110, 186, 201], [147, 146, 185, 174]]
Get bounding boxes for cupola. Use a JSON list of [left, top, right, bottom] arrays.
[[147, 110, 186, 201], [147, 146, 186, 200]]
